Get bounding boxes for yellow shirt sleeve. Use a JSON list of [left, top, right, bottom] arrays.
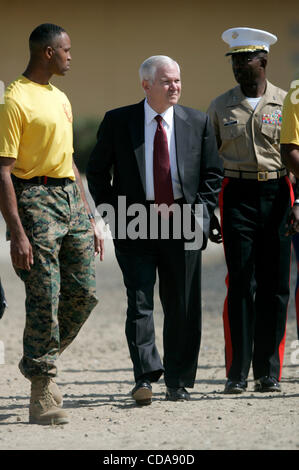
[[280, 83, 299, 145], [0, 97, 22, 159]]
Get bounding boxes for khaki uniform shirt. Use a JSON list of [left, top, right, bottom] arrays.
[[207, 81, 286, 172]]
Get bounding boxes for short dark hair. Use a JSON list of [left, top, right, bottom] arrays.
[[29, 23, 66, 50]]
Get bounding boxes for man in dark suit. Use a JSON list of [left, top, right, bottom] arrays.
[[87, 55, 223, 404]]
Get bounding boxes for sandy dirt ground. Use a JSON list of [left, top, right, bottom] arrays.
[[0, 206, 299, 452]]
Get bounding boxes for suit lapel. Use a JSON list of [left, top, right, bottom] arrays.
[[128, 100, 146, 195], [174, 105, 191, 184]]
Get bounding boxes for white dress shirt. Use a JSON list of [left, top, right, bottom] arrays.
[[144, 99, 183, 201]]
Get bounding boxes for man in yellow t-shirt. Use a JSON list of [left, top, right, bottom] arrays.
[[0, 23, 104, 425], [281, 80, 299, 340], [281, 80, 299, 208]]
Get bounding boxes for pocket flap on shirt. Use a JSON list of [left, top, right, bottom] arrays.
[[261, 123, 277, 140], [221, 123, 246, 140]]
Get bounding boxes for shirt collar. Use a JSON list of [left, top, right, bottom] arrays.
[[226, 80, 284, 107], [144, 99, 174, 126]]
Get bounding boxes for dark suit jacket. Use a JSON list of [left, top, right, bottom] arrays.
[[86, 100, 223, 249]]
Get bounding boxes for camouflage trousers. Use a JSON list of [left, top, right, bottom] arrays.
[[13, 180, 98, 378]]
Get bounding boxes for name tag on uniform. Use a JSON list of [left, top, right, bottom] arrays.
[[262, 110, 282, 126], [224, 120, 238, 126]]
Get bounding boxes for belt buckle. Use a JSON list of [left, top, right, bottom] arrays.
[[258, 171, 268, 181]]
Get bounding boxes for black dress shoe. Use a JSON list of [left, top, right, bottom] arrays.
[[131, 379, 152, 405], [165, 387, 190, 401], [224, 379, 247, 394], [254, 376, 281, 393]]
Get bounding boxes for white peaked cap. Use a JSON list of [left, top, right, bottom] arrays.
[[222, 27, 277, 55]]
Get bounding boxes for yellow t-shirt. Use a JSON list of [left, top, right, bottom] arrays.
[[0, 75, 75, 180], [280, 80, 299, 146]]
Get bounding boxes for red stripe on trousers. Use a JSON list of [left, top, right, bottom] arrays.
[[218, 177, 232, 377]]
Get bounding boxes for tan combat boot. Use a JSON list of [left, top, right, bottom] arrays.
[[19, 360, 63, 407], [29, 376, 69, 425], [47, 379, 63, 407]]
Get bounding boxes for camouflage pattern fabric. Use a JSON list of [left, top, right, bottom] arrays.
[[12, 180, 98, 378]]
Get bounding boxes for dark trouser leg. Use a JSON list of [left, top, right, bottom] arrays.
[[221, 180, 257, 382], [115, 243, 164, 383], [292, 233, 299, 340], [221, 178, 292, 383], [253, 177, 292, 380], [158, 239, 202, 388]]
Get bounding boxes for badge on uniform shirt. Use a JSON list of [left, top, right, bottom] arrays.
[[262, 110, 282, 126], [224, 120, 238, 126]]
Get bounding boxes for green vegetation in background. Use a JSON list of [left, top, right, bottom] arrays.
[[73, 116, 102, 174]]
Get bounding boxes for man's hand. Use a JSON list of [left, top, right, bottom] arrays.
[[286, 205, 299, 236], [72, 158, 105, 261], [0, 157, 33, 270], [91, 220, 104, 261], [10, 232, 34, 271], [209, 213, 222, 244], [281, 144, 299, 178]]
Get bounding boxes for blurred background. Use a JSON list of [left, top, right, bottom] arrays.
[[1, 0, 299, 171]]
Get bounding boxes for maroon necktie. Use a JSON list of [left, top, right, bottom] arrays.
[[153, 115, 174, 208]]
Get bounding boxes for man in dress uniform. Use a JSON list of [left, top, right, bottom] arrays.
[[208, 28, 293, 393]]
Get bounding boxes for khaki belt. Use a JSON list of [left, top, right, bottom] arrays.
[[223, 168, 287, 181]]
